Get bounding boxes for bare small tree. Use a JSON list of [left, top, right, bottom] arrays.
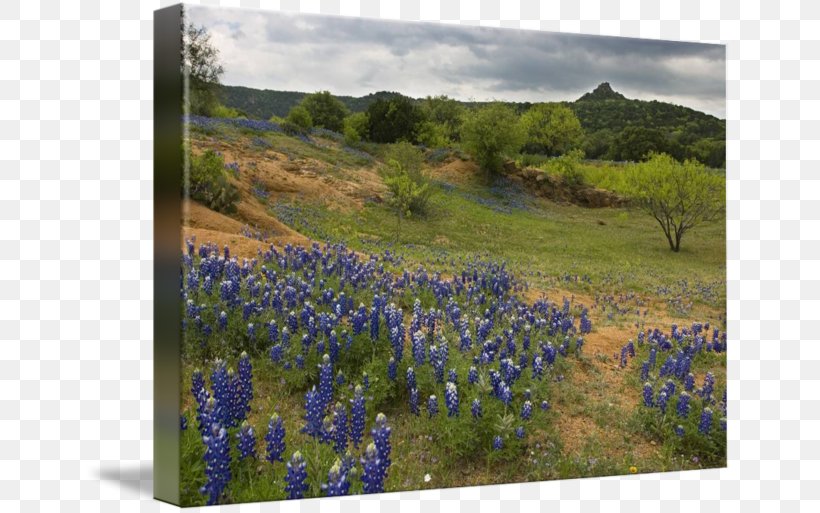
[[181, 12, 224, 116], [625, 153, 724, 252]]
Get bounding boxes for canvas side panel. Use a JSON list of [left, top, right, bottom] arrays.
[[153, 3, 183, 506]]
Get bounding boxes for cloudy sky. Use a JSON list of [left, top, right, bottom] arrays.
[[187, 6, 726, 118]]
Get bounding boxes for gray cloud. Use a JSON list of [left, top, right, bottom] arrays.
[[187, 6, 726, 117]]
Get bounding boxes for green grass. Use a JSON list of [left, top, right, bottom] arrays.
[[271, 180, 725, 307]]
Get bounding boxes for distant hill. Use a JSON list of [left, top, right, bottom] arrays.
[[217, 82, 725, 167]]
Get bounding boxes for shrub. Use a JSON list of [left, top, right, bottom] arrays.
[[283, 105, 313, 136], [188, 149, 240, 214], [300, 91, 348, 132], [461, 103, 526, 178], [551, 149, 586, 188], [383, 143, 432, 215], [367, 96, 424, 144], [343, 112, 369, 146]]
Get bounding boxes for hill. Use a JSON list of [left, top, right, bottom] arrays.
[[217, 82, 725, 167]]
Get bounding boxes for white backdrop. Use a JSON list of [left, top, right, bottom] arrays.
[[0, 0, 818, 511]]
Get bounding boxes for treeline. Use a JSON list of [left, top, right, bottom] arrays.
[[215, 84, 725, 168]]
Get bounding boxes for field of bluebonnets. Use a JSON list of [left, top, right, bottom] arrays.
[[178, 114, 726, 506]]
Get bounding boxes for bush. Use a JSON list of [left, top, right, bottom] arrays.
[[283, 105, 313, 135], [367, 96, 424, 144], [188, 149, 240, 213], [343, 112, 369, 146], [300, 91, 348, 132], [383, 142, 432, 215], [461, 103, 526, 178], [551, 149, 586, 188]]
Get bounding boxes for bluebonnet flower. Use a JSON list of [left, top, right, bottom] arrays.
[[532, 356, 544, 380], [180, 414, 187, 431], [218, 311, 227, 331], [236, 420, 256, 461], [463, 398, 479, 421], [640, 361, 650, 381], [468, 366, 479, 385], [521, 400, 533, 420], [320, 415, 334, 445], [360, 443, 385, 494], [448, 368, 458, 384], [268, 319, 279, 343], [643, 383, 654, 407], [318, 354, 334, 411], [328, 331, 340, 362], [699, 407, 713, 434], [387, 357, 397, 381], [295, 354, 305, 370], [237, 352, 253, 419], [269, 343, 283, 363], [284, 451, 309, 500], [664, 379, 676, 398], [287, 311, 298, 334], [264, 413, 285, 463], [676, 392, 691, 418], [657, 391, 669, 414], [675, 424, 685, 437], [210, 360, 231, 428], [362, 372, 370, 392], [406, 367, 417, 392], [445, 382, 459, 417], [700, 372, 715, 401], [349, 385, 366, 449], [540, 400, 550, 411], [371, 413, 392, 479], [302, 386, 324, 439], [412, 330, 426, 366], [409, 388, 420, 416], [684, 373, 695, 392], [515, 426, 525, 439], [498, 381, 513, 406], [336, 370, 345, 387], [427, 395, 439, 418], [492, 435, 503, 451], [322, 458, 351, 497], [720, 417, 727, 431], [200, 424, 231, 505], [332, 402, 348, 455]]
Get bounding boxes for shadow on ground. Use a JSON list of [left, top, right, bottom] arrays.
[[97, 462, 153, 498]]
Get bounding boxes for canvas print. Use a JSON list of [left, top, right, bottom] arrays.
[[160, 4, 726, 506]]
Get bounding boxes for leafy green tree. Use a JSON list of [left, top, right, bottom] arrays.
[[187, 149, 239, 213], [384, 142, 432, 214], [607, 126, 669, 162], [343, 112, 369, 145], [367, 96, 424, 144], [461, 103, 526, 178], [521, 103, 584, 155], [182, 22, 224, 116], [383, 160, 430, 240], [283, 105, 313, 135], [300, 91, 348, 132], [625, 153, 724, 252], [421, 95, 464, 142]]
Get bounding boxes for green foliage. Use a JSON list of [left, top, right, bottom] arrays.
[[624, 153, 725, 252], [187, 149, 239, 213], [299, 91, 348, 132], [211, 103, 245, 119], [550, 149, 586, 187], [343, 112, 369, 146], [461, 103, 526, 178], [607, 126, 672, 162], [383, 159, 431, 239], [521, 103, 584, 156], [367, 96, 424, 144], [416, 121, 449, 149], [283, 105, 313, 135], [384, 142, 424, 176], [421, 95, 464, 142], [182, 21, 224, 116]]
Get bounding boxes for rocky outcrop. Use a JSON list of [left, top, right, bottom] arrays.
[[503, 161, 627, 208]]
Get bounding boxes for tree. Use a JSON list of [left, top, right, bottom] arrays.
[[343, 112, 369, 145], [299, 91, 348, 132], [383, 160, 429, 241], [521, 103, 584, 156], [367, 96, 424, 144], [384, 142, 432, 214], [421, 95, 464, 142], [625, 153, 724, 252], [461, 103, 526, 178], [182, 21, 224, 116], [283, 105, 313, 135], [608, 126, 669, 162]]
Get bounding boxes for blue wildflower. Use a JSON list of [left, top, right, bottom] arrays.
[[284, 451, 308, 500], [360, 443, 385, 494], [471, 398, 482, 418], [322, 458, 350, 497], [236, 420, 256, 461], [349, 385, 366, 449], [332, 402, 348, 455], [264, 413, 285, 463], [643, 383, 654, 407], [445, 382, 459, 417], [521, 400, 533, 420], [676, 392, 691, 418], [492, 435, 503, 451], [699, 407, 713, 434], [427, 395, 439, 418], [515, 426, 525, 439], [200, 424, 231, 505], [302, 386, 323, 439]]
